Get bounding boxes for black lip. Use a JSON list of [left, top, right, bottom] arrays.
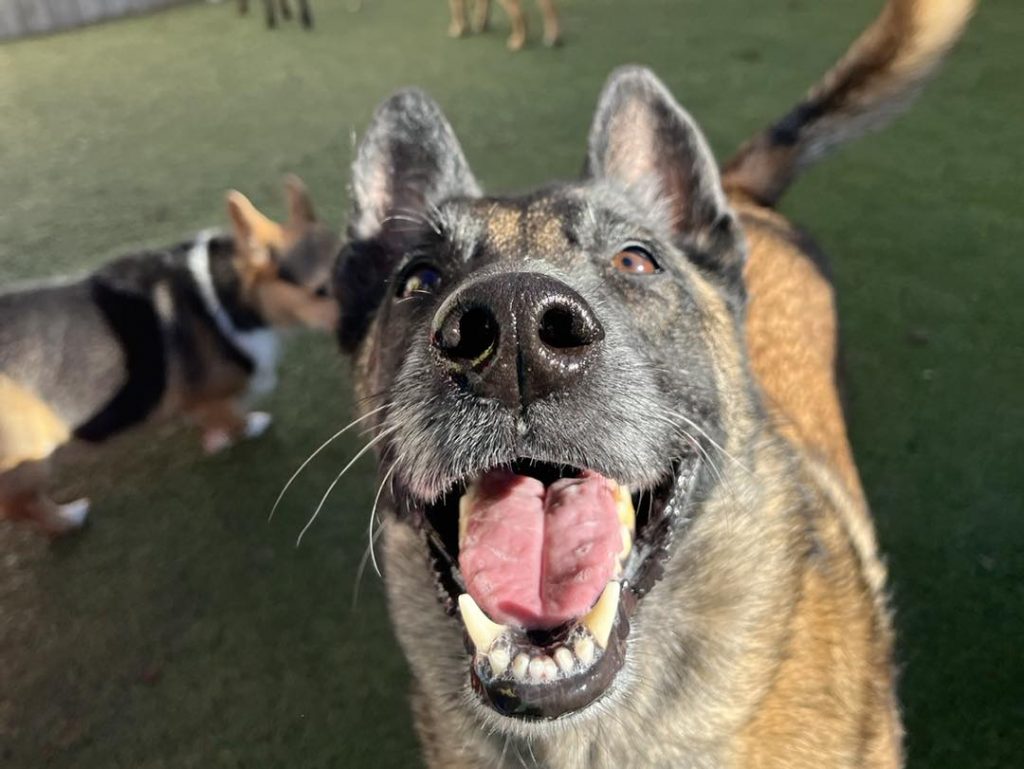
[[401, 455, 700, 720]]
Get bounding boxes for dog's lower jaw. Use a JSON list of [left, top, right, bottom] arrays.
[[381, 435, 809, 769]]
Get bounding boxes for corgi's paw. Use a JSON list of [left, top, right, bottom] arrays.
[[202, 429, 234, 455], [56, 498, 90, 529], [244, 411, 273, 440]]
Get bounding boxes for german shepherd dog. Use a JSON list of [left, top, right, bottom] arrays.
[[449, 0, 560, 50], [334, 0, 973, 765], [0, 177, 337, 535]]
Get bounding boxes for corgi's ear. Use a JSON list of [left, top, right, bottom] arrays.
[[283, 174, 317, 228], [226, 190, 285, 254]]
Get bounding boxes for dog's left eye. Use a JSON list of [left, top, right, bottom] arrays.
[[398, 264, 442, 298], [612, 245, 661, 275]]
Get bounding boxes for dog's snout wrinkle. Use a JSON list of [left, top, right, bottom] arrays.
[[431, 272, 603, 408]]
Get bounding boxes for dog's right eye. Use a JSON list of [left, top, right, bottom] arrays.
[[398, 264, 442, 299]]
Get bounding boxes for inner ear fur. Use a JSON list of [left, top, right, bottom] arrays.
[[586, 66, 743, 274], [349, 87, 480, 243]]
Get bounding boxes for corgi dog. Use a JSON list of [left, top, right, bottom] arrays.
[[0, 176, 338, 536]]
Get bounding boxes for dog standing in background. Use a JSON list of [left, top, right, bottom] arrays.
[[449, 0, 560, 50], [237, 0, 313, 29], [333, 0, 974, 765], [0, 177, 337, 536]]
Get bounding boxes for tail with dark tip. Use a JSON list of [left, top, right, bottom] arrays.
[[722, 0, 975, 207]]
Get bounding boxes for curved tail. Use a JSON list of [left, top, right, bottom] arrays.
[[722, 0, 976, 207]]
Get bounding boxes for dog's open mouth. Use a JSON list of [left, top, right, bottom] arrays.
[[404, 457, 697, 721]]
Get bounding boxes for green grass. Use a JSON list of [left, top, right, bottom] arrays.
[[0, 0, 1020, 766]]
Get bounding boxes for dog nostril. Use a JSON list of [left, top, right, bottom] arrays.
[[538, 304, 603, 350], [436, 306, 500, 366]]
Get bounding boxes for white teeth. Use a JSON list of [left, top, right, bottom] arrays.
[[619, 524, 633, 562], [512, 653, 531, 681], [614, 484, 635, 534], [582, 581, 621, 650], [542, 657, 558, 680], [458, 478, 479, 549], [458, 594, 507, 653], [574, 636, 595, 666], [554, 647, 575, 674], [488, 646, 510, 677], [529, 657, 548, 681]]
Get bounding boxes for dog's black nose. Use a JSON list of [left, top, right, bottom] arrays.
[[432, 272, 604, 407]]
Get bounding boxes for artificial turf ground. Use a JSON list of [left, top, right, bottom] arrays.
[[0, 0, 1020, 766]]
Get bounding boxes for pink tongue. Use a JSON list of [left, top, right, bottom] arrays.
[[458, 469, 621, 629]]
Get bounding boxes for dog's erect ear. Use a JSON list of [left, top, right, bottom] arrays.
[[283, 174, 317, 227], [587, 67, 737, 250], [226, 190, 285, 251], [350, 88, 480, 241]]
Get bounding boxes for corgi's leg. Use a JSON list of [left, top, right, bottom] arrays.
[[4, 492, 89, 536], [449, 0, 468, 37], [498, 0, 526, 50], [1, 464, 89, 536], [191, 399, 272, 454], [473, 0, 491, 32], [536, 0, 560, 46], [278, 0, 292, 20]]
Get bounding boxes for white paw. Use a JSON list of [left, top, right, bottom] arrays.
[[57, 498, 90, 528], [202, 429, 234, 455], [244, 411, 273, 440]]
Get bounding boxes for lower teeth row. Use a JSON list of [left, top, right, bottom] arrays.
[[486, 633, 597, 682]]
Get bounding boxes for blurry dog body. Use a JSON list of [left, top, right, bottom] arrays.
[[237, 0, 313, 29], [336, 0, 974, 767], [449, 0, 559, 50], [0, 180, 337, 535]]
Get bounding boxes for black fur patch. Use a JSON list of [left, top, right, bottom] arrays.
[[73, 277, 167, 443]]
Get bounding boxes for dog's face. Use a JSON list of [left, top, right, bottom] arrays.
[[338, 68, 754, 731], [226, 175, 339, 332]]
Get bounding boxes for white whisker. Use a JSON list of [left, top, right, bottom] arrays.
[[295, 425, 397, 547], [269, 404, 389, 523]]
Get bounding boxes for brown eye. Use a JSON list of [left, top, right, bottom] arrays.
[[398, 264, 442, 298], [612, 246, 660, 275]]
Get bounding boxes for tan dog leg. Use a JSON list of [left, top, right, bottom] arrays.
[[449, 0, 468, 37], [536, 0, 560, 46], [472, 0, 491, 32], [498, 0, 526, 50], [191, 399, 272, 455], [0, 462, 89, 536]]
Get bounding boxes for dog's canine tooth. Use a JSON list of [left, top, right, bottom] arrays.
[[582, 581, 620, 649], [512, 653, 531, 681], [614, 484, 635, 534], [554, 647, 575, 674], [619, 524, 632, 563], [458, 594, 507, 652], [488, 646, 510, 678], [574, 636, 595, 666], [458, 478, 479, 549]]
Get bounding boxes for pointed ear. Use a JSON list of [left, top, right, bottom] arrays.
[[226, 190, 285, 252], [587, 67, 734, 244], [350, 88, 480, 241], [283, 174, 317, 227]]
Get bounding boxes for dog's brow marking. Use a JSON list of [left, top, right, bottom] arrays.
[[526, 206, 568, 255], [485, 204, 523, 253]]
